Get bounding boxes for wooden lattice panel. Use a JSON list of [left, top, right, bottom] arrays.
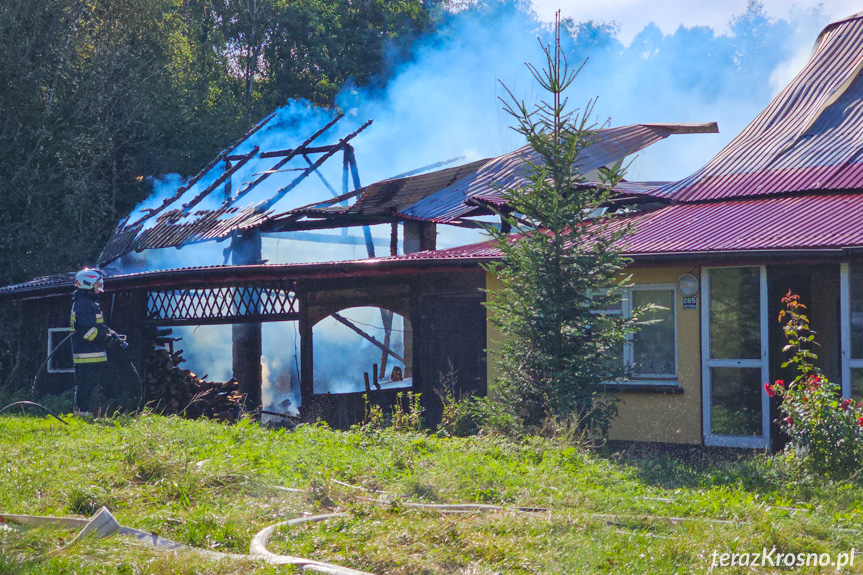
[[146, 282, 299, 326]]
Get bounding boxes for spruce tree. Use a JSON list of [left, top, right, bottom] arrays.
[[485, 17, 641, 434]]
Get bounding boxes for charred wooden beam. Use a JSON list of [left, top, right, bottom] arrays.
[[331, 312, 404, 363], [180, 146, 258, 215], [259, 145, 336, 159], [303, 155, 341, 200], [257, 120, 372, 213], [229, 114, 345, 208], [127, 112, 277, 228]]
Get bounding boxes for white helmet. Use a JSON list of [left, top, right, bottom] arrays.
[[75, 268, 104, 292]]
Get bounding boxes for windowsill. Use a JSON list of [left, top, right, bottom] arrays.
[[599, 381, 683, 394]]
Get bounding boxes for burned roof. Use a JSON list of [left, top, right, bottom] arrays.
[[99, 114, 373, 266], [99, 117, 716, 266], [652, 13, 863, 202], [399, 123, 718, 222]]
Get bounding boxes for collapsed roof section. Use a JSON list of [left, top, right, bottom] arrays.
[[100, 113, 373, 265], [99, 113, 716, 265], [651, 12, 863, 202]]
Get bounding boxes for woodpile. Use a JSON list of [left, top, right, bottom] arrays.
[[143, 346, 242, 421]]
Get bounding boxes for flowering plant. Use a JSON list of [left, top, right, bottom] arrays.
[[770, 291, 863, 478]]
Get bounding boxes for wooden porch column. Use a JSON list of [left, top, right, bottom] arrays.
[[298, 288, 314, 414], [232, 230, 263, 411]]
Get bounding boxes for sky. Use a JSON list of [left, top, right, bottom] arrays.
[[530, 0, 863, 45]]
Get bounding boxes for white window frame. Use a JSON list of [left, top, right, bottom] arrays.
[[840, 263, 859, 398], [701, 265, 770, 449], [624, 284, 678, 384], [595, 284, 679, 385], [47, 327, 74, 374]]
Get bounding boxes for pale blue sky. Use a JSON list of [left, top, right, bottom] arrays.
[[530, 0, 863, 45]]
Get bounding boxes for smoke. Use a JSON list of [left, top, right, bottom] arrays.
[[124, 0, 836, 396]]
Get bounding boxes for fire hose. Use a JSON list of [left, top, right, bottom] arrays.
[[0, 485, 549, 574], [25, 330, 143, 414]]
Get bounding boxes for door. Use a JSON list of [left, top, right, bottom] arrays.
[[418, 293, 487, 424], [702, 266, 770, 448]]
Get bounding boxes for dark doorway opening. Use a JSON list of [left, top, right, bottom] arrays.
[[766, 264, 841, 451]]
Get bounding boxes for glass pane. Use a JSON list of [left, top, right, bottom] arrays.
[[851, 369, 863, 401], [850, 265, 863, 358], [709, 268, 761, 360], [632, 289, 675, 376], [710, 367, 762, 436]]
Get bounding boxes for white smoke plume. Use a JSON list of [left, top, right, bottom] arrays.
[[122, 1, 835, 399]]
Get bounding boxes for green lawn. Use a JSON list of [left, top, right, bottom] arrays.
[[0, 413, 860, 574]]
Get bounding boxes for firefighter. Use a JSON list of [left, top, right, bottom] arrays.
[[70, 268, 126, 417]]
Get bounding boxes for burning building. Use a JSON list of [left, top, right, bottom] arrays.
[[0, 102, 711, 426]]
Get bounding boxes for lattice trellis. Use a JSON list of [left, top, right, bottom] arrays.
[[147, 282, 299, 326]]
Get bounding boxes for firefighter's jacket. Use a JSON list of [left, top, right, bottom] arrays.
[[70, 290, 111, 365]]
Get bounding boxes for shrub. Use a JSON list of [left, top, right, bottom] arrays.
[[769, 291, 863, 478]]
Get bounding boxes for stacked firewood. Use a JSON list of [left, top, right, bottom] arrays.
[[144, 346, 243, 421]]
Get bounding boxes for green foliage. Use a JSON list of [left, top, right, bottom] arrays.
[[484, 23, 639, 433], [768, 291, 863, 479], [390, 391, 424, 432]]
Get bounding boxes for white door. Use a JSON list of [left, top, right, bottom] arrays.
[[701, 266, 770, 448]]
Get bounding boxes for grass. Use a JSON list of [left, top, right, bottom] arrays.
[[0, 412, 861, 574]]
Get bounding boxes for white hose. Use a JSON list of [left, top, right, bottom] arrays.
[[0, 485, 549, 574]]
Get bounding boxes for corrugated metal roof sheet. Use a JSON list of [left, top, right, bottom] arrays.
[[347, 158, 491, 217], [390, 192, 863, 260], [400, 123, 717, 222], [653, 13, 863, 201]]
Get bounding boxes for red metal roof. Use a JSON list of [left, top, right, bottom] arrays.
[[390, 192, 863, 261], [653, 13, 863, 201], [399, 123, 717, 222]]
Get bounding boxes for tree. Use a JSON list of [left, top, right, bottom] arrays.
[[484, 17, 641, 434]]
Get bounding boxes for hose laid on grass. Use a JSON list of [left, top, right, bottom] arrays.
[[0, 401, 68, 425], [0, 507, 372, 574]]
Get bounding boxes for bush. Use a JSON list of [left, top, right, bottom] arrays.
[[769, 291, 863, 478]]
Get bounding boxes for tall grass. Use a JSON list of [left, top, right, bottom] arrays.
[[0, 413, 860, 574]]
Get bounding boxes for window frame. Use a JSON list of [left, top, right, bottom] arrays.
[[46, 327, 74, 374], [625, 284, 679, 383], [593, 284, 678, 386]]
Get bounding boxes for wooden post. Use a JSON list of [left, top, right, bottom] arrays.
[[298, 289, 314, 412], [231, 229, 263, 411]]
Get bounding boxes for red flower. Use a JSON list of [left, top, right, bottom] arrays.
[[783, 416, 794, 426], [842, 399, 853, 411], [764, 382, 776, 397], [774, 379, 785, 388], [859, 416, 863, 427]]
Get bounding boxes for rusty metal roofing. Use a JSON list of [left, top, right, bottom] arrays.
[[347, 158, 491, 217], [389, 192, 863, 260], [652, 13, 863, 202], [400, 123, 718, 222]]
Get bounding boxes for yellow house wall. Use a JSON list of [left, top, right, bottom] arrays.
[[485, 266, 703, 445]]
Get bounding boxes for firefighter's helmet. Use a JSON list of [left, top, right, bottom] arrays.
[[75, 268, 104, 292]]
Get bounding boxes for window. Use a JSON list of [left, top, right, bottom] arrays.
[[47, 328, 74, 373], [598, 285, 678, 383]]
